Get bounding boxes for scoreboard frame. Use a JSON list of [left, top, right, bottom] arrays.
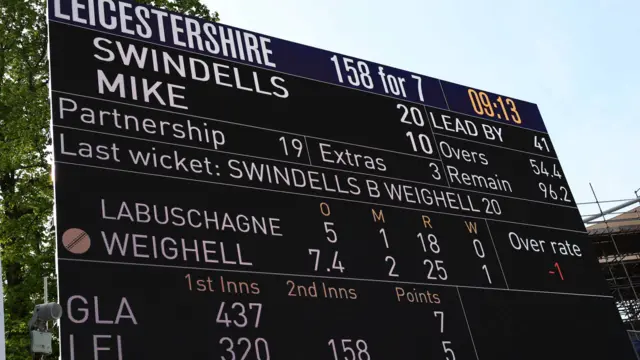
[[46, 0, 637, 359]]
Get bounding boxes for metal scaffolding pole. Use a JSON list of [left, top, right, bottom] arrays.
[[591, 183, 640, 329], [583, 197, 640, 223]]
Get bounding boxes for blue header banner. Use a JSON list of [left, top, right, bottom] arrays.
[[48, 0, 547, 133]]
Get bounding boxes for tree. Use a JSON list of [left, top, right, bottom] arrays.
[[138, 0, 220, 21], [1, 0, 55, 358], [0, 0, 218, 358]]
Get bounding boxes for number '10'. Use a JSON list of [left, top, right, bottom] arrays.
[[406, 132, 433, 155]]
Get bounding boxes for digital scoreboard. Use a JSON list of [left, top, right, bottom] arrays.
[[47, 1, 637, 358]]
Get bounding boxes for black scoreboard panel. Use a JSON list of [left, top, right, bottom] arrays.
[[47, 0, 636, 359]]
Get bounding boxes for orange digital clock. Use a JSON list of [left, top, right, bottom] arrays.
[[467, 89, 522, 124]]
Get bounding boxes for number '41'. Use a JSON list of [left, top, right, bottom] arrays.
[[533, 136, 550, 152]]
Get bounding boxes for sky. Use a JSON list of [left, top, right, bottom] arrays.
[[206, 0, 640, 219]]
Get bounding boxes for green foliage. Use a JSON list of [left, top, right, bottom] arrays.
[[136, 0, 220, 21], [0, 0, 218, 358], [0, 0, 55, 358]]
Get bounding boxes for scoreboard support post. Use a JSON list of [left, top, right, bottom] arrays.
[[0, 256, 4, 360]]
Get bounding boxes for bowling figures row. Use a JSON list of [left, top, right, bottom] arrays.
[[54, 162, 607, 296]]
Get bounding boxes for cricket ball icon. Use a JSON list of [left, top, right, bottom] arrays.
[[62, 228, 91, 255]]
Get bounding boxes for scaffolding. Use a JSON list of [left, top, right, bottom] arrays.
[[581, 185, 640, 330]]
